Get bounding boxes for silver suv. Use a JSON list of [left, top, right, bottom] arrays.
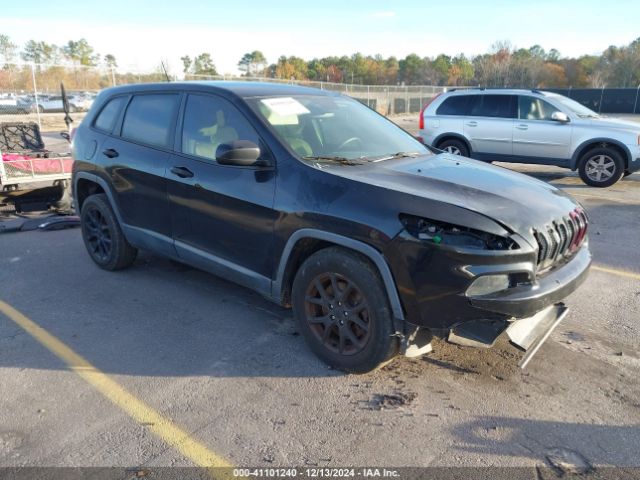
[[419, 88, 640, 187]]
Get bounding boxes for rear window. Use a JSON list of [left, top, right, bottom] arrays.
[[121, 94, 180, 148], [94, 96, 127, 133], [468, 95, 516, 118], [436, 95, 471, 116]]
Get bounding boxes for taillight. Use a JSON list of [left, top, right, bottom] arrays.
[[419, 92, 443, 131]]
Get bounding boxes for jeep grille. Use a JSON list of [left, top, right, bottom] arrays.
[[534, 208, 588, 273]]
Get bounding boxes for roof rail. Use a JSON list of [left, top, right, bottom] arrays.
[[448, 87, 484, 92]]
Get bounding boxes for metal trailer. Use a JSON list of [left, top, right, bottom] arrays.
[[0, 122, 73, 213]]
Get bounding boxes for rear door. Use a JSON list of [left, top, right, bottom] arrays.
[[512, 95, 573, 163], [428, 95, 470, 146], [99, 92, 180, 255], [463, 94, 516, 156], [167, 93, 277, 292]]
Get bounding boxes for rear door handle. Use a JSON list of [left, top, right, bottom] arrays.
[[102, 148, 119, 158], [465, 121, 478, 127], [170, 166, 194, 178], [516, 124, 529, 130]]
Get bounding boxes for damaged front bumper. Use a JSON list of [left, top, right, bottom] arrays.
[[468, 246, 591, 318], [506, 303, 569, 368], [447, 302, 569, 368]]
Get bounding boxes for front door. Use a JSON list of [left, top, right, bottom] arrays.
[[167, 93, 277, 293], [513, 95, 573, 163]]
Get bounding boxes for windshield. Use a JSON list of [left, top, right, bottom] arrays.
[[247, 94, 430, 162], [550, 95, 599, 118]]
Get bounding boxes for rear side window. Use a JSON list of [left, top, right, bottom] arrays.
[[94, 96, 127, 133], [436, 95, 471, 116], [121, 94, 180, 148], [469, 95, 516, 118]]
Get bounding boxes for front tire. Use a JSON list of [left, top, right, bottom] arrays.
[[578, 148, 625, 187], [80, 194, 137, 270], [291, 247, 398, 374], [438, 138, 469, 157]]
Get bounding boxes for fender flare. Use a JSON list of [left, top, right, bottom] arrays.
[[73, 172, 124, 225], [272, 228, 405, 322], [570, 138, 632, 170]]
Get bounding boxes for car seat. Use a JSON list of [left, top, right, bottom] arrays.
[[195, 110, 239, 159]]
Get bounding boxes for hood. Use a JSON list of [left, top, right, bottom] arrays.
[[586, 117, 640, 133], [323, 153, 580, 235]]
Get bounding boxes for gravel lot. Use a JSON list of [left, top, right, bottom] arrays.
[[0, 116, 639, 477]]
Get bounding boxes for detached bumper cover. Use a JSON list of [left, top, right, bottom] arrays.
[[507, 303, 569, 368], [469, 246, 591, 318]]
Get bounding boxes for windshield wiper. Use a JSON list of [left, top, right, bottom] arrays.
[[364, 152, 423, 162], [302, 155, 364, 165]]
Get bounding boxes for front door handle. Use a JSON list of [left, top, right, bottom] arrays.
[[465, 121, 478, 127], [516, 124, 529, 130], [102, 148, 119, 158], [170, 166, 194, 178]]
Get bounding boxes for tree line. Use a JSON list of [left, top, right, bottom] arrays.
[[1, 33, 640, 92], [232, 39, 640, 88]]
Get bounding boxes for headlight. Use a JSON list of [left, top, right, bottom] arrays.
[[400, 214, 519, 250]]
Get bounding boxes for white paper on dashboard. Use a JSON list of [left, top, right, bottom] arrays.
[[261, 97, 310, 116]]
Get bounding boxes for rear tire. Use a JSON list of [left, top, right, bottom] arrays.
[[80, 193, 137, 270], [578, 148, 625, 187], [438, 138, 469, 157], [291, 247, 398, 374]]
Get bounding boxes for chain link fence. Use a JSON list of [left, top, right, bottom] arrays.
[[186, 74, 451, 116]]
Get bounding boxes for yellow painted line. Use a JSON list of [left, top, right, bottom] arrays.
[[570, 192, 640, 205], [0, 299, 232, 472], [592, 265, 640, 281]]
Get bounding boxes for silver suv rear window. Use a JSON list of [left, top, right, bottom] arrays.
[[436, 95, 471, 116]]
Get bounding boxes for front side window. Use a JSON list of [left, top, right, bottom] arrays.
[[518, 96, 558, 121], [181, 94, 260, 161], [469, 95, 516, 118], [121, 94, 180, 148], [94, 96, 127, 133], [247, 95, 430, 161]]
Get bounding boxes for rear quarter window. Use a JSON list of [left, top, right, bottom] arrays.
[[435, 95, 471, 116], [94, 96, 127, 133], [121, 94, 180, 148]]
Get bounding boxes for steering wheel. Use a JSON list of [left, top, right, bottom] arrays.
[[337, 137, 363, 151]]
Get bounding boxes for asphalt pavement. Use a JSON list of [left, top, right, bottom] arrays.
[[0, 118, 639, 477]]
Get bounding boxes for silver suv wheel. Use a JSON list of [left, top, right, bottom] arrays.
[[443, 146, 462, 155], [585, 154, 616, 182], [578, 147, 624, 187]]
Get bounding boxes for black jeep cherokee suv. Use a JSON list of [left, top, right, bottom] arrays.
[[72, 82, 591, 373]]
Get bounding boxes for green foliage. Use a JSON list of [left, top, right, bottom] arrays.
[[238, 51, 267, 76], [62, 39, 98, 66], [193, 53, 218, 76]]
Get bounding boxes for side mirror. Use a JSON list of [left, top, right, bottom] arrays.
[[551, 111, 570, 123], [216, 140, 264, 166]]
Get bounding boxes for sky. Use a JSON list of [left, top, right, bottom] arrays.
[[2, 0, 639, 75]]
